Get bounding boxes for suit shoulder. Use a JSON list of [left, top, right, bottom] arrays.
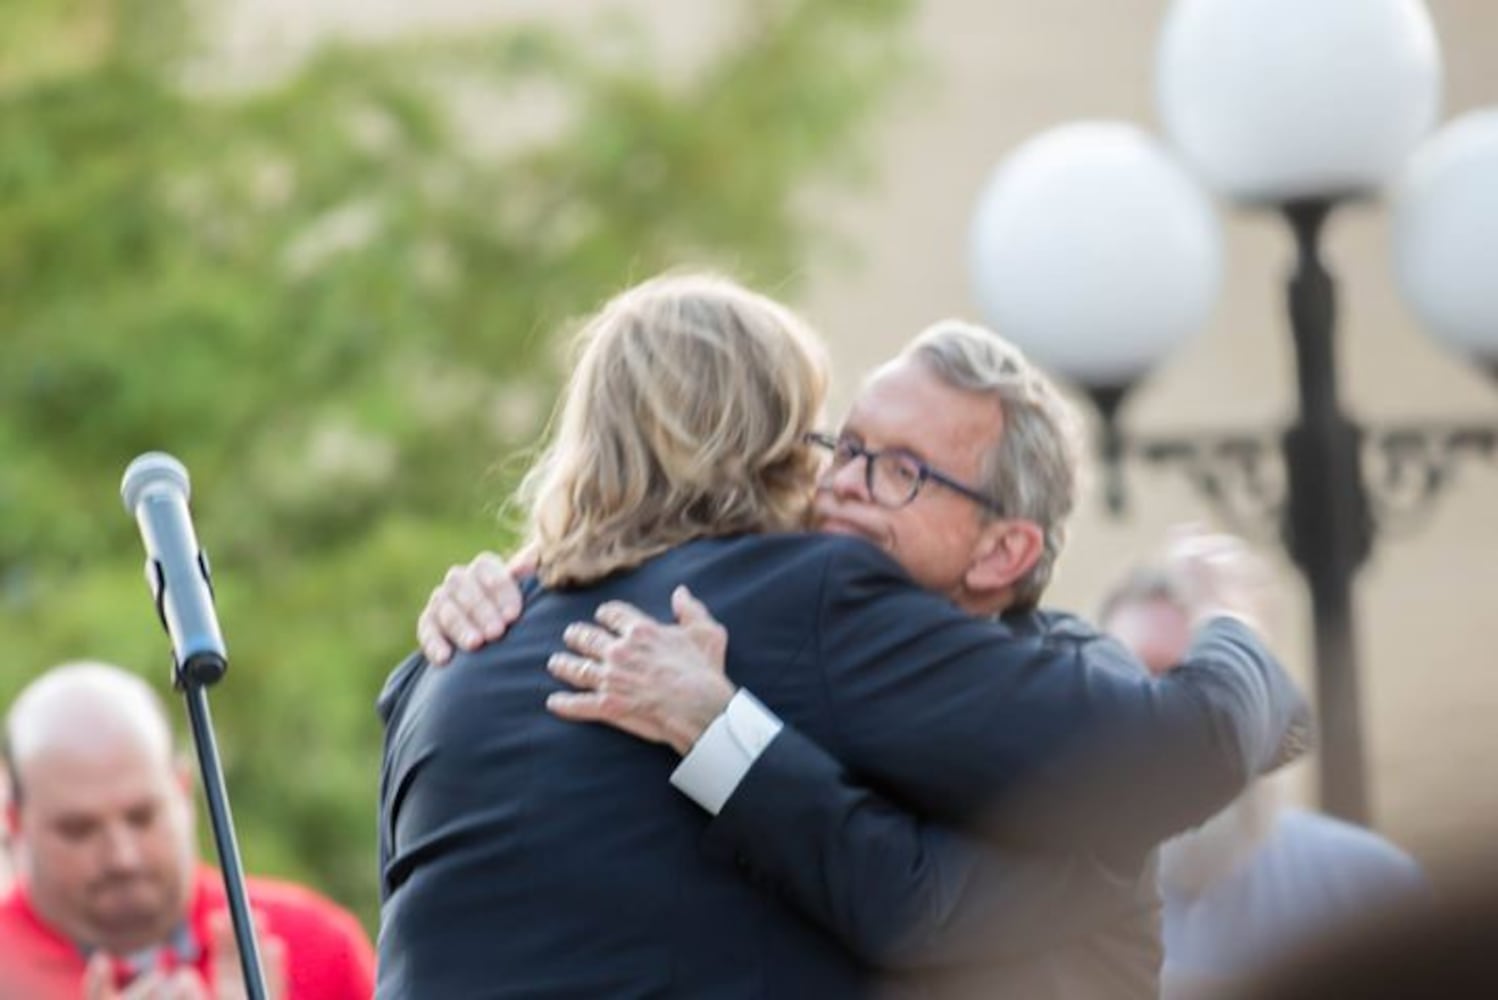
[[774, 532, 914, 583], [376, 650, 427, 725], [1025, 608, 1104, 643], [700, 532, 913, 589], [1022, 608, 1149, 679]]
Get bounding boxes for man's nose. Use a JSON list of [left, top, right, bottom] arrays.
[[824, 455, 871, 501], [98, 824, 145, 871]]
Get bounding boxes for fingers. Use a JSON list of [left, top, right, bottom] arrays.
[[1168, 526, 1256, 566], [83, 952, 210, 1000], [119, 973, 165, 999], [84, 953, 117, 1000], [208, 908, 285, 1000], [432, 591, 488, 652], [438, 555, 515, 643], [672, 586, 728, 660], [208, 908, 246, 981], [547, 651, 605, 691], [543, 690, 662, 748], [563, 622, 617, 659], [546, 597, 733, 753], [594, 601, 658, 637], [163, 971, 210, 1000], [117, 970, 207, 1000], [207, 906, 236, 948], [417, 572, 473, 664], [1176, 534, 1265, 582], [470, 553, 526, 633], [671, 586, 711, 626], [1163, 526, 1270, 627], [507, 542, 541, 578], [544, 648, 623, 722], [416, 613, 455, 666], [545, 689, 619, 722], [262, 937, 289, 1000], [418, 552, 527, 665]]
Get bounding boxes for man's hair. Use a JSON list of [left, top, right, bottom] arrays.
[[520, 273, 829, 587], [902, 319, 1083, 609], [4, 661, 172, 805]]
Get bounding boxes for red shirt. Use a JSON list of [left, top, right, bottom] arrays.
[[0, 865, 375, 999]]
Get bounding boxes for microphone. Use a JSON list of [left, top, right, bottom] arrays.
[[121, 453, 229, 685]]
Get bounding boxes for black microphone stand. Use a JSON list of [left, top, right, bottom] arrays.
[[146, 557, 268, 999]]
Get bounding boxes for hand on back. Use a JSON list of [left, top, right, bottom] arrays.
[[417, 549, 534, 663]]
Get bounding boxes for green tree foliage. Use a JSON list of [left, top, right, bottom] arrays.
[[0, 0, 911, 926]]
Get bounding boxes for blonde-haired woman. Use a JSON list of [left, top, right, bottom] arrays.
[[519, 272, 828, 588], [377, 272, 1302, 999]]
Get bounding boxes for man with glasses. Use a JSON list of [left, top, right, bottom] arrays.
[[410, 318, 1303, 997]]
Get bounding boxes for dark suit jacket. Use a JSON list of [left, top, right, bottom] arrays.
[[700, 622, 1174, 999], [377, 533, 1302, 999]]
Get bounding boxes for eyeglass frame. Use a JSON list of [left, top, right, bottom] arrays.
[[805, 431, 1006, 515]]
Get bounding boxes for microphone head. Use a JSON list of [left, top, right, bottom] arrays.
[[122, 452, 192, 513]]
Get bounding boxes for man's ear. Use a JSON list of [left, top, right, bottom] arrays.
[[964, 519, 1045, 598]]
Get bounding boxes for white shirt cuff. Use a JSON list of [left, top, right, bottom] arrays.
[[669, 689, 783, 815]]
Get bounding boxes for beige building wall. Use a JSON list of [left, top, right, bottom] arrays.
[[230, 0, 1498, 876]]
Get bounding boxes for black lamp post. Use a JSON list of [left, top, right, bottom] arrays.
[[1090, 193, 1496, 824], [972, 0, 1498, 824], [1278, 198, 1376, 822]]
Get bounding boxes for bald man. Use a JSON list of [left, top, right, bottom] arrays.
[[0, 663, 375, 1000]]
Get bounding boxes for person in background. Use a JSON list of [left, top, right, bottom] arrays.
[[1097, 560, 1428, 1000], [1095, 565, 1198, 677], [0, 661, 376, 1000]]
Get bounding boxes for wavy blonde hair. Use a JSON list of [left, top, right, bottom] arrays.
[[520, 273, 829, 588]]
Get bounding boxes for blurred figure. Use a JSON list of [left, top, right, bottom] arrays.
[[1099, 552, 1428, 1000], [0, 662, 375, 1000], [1096, 565, 1194, 676]]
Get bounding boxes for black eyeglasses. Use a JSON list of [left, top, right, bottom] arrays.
[[805, 431, 1005, 514]]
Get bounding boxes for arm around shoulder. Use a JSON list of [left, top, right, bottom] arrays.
[[702, 721, 1155, 970], [805, 542, 1307, 855]]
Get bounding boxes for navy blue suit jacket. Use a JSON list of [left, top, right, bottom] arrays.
[[377, 533, 1302, 998], [699, 616, 1246, 997]]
